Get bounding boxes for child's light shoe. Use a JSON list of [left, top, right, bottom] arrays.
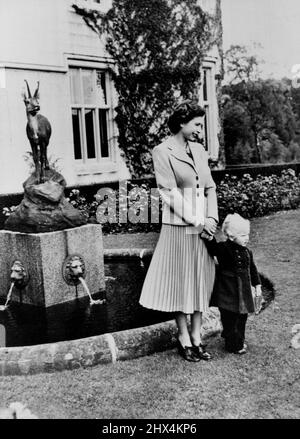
[[235, 347, 247, 355]]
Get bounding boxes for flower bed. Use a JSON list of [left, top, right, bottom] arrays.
[[66, 169, 300, 234], [217, 169, 300, 221], [2, 169, 300, 233]]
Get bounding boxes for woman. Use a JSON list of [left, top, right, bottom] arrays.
[[139, 100, 218, 362]]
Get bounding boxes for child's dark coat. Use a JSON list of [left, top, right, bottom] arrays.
[[205, 238, 261, 314]]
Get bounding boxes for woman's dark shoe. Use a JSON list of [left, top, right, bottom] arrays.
[[193, 343, 212, 361], [177, 341, 200, 362]]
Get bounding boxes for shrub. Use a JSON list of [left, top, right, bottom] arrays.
[[66, 169, 300, 234], [2, 206, 17, 217], [3, 169, 300, 234], [73, 0, 217, 176], [217, 169, 300, 222], [66, 185, 162, 234]]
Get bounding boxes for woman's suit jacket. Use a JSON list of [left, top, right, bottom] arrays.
[[152, 137, 218, 229]]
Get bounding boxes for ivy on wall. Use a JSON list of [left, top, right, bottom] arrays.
[[73, 0, 217, 177]]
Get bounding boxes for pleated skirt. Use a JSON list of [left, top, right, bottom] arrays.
[[139, 225, 216, 314]]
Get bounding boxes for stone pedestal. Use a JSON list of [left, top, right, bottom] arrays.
[[0, 224, 104, 307]]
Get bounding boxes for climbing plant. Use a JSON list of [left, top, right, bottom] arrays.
[[73, 0, 217, 177]]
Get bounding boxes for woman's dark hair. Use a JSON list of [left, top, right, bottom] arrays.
[[167, 100, 205, 134]]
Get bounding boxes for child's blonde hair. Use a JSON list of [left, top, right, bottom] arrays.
[[222, 213, 250, 240]]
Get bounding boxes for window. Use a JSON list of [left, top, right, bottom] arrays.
[[69, 67, 111, 164], [200, 60, 220, 160]]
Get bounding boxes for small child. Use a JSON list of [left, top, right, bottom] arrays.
[[202, 213, 262, 355]]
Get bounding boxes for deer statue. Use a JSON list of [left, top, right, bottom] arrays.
[[22, 80, 52, 183]]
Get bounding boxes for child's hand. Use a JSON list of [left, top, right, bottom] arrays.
[[200, 230, 213, 241], [254, 285, 263, 315], [255, 285, 262, 296]]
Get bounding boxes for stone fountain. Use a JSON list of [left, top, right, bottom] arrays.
[[0, 81, 105, 308]]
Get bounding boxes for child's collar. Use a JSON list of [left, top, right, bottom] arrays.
[[226, 238, 247, 249]]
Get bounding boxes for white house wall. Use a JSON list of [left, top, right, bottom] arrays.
[[0, 69, 75, 194], [0, 0, 66, 69], [0, 0, 221, 195], [67, 3, 108, 58], [0, 0, 129, 195]]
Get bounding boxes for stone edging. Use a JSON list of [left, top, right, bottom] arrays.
[[104, 248, 153, 259], [0, 310, 221, 376], [0, 246, 222, 376]]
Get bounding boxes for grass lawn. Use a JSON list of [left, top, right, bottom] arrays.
[[0, 209, 299, 419]]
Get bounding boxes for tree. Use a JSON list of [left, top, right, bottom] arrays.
[[224, 44, 263, 84], [285, 140, 300, 162], [260, 131, 286, 163], [222, 99, 254, 164], [222, 46, 299, 165], [73, 0, 216, 176]]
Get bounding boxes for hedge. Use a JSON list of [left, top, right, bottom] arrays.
[[1, 167, 300, 233], [64, 168, 300, 234]]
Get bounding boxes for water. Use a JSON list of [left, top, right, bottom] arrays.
[[0, 260, 274, 348], [0, 282, 14, 311], [0, 258, 173, 348]]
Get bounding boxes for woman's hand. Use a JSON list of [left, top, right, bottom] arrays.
[[203, 217, 217, 236]]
